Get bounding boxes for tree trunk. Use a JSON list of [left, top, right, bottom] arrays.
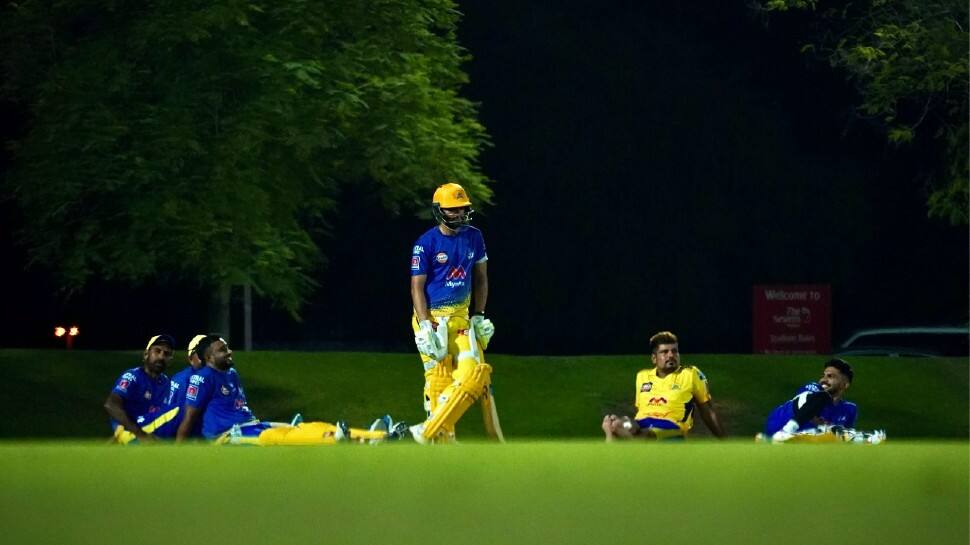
[[243, 283, 253, 351], [209, 284, 231, 337]]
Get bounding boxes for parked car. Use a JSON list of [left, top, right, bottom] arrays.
[[836, 326, 969, 357]]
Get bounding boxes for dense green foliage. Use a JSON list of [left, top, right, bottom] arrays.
[[0, 443, 966, 545], [0, 349, 965, 438], [0, 0, 490, 313], [756, 0, 969, 224]]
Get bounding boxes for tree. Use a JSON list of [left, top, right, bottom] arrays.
[[755, 0, 968, 224], [1, 0, 491, 324]]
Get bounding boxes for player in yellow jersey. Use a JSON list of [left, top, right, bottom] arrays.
[[602, 331, 726, 440]]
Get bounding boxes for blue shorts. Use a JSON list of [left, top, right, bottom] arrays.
[[636, 417, 686, 440]]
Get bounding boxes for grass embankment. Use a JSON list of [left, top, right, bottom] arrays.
[[0, 349, 966, 439]]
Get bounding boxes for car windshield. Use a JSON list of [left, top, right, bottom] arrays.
[[844, 332, 968, 357]]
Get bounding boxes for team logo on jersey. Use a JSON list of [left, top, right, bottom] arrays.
[[117, 379, 130, 392], [640, 382, 652, 392], [436, 252, 448, 264], [467, 250, 475, 259], [446, 266, 466, 280], [220, 385, 230, 396], [413, 245, 424, 254], [144, 391, 152, 400], [186, 384, 198, 399], [647, 396, 667, 405], [411, 256, 421, 270]]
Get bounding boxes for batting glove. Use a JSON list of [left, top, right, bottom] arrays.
[[415, 320, 446, 361], [470, 315, 495, 349]]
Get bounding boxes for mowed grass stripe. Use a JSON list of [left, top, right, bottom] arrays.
[[0, 442, 966, 545]]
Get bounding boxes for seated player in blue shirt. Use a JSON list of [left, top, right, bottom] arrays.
[[103, 334, 175, 443], [110, 334, 209, 444], [762, 358, 885, 444], [175, 335, 408, 445]]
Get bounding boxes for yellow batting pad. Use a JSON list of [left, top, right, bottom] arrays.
[[421, 363, 492, 441], [256, 422, 389, 446], [258, 422, 341, 446], [425, 356, 455, 418], [786, 431, 840, 444]]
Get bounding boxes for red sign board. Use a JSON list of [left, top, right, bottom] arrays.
[[753, 284, 831, 354]]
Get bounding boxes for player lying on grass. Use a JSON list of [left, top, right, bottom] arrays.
[[758, 358, 885, 444], [602, 331, 726, 441], [104, 334, 176, 443], [175, 335, 409, 445]]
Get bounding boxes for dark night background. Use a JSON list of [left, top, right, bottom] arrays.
[[1, 2, 966, 354]]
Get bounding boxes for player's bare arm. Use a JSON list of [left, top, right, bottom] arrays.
[[103, 392, 152, 440], [410, 274, 431, 323], [696, 400, 726, 438], [176, 405, 202, 442], [472, 260, 488, 314]]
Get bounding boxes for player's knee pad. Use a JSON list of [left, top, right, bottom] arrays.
[[421, 363, 492, 440]]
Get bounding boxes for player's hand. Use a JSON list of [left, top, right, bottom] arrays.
[[415, 320, 446, 360], [470, 315, 495, 348], [601, 415, 618, 438]]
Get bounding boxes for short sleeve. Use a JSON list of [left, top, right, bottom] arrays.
[[185, 373, 212, 410], [411, 239, 431, 276], [112, 371, 138, 400], [475, 230, 488, 263], [691, 367, 712, 404]]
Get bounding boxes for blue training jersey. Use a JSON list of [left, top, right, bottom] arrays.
[[148, 366, 199, 438], [764, 382, 857, 435], [410, 225, 487, 315], [185, 366, 257, 438], [109, 366, 170, 428]]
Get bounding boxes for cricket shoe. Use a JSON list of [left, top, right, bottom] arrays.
[[367, 414, 393, 444], [408, 423, 429, 444], [334, 420, 350, 442], [388, 421, 412, 441]]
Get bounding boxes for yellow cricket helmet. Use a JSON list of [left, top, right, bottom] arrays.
[[432, 182, 474, 229], [187, 334, 207, 359], [432, 182, 472, 208]]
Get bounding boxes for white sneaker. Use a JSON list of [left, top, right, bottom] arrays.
[[409, 423, 428, 444], [334, 421, 349, 442], [367, 415, 392, 445]]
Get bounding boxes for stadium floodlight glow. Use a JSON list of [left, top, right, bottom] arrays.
[[54, 327, 67, 337], [69, 326, 79, 336]]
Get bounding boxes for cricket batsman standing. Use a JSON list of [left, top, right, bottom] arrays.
[[409, 182, 497, 443]]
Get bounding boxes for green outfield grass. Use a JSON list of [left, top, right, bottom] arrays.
[[0, 442, 966, 545], [0, 349, 967, 439]]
